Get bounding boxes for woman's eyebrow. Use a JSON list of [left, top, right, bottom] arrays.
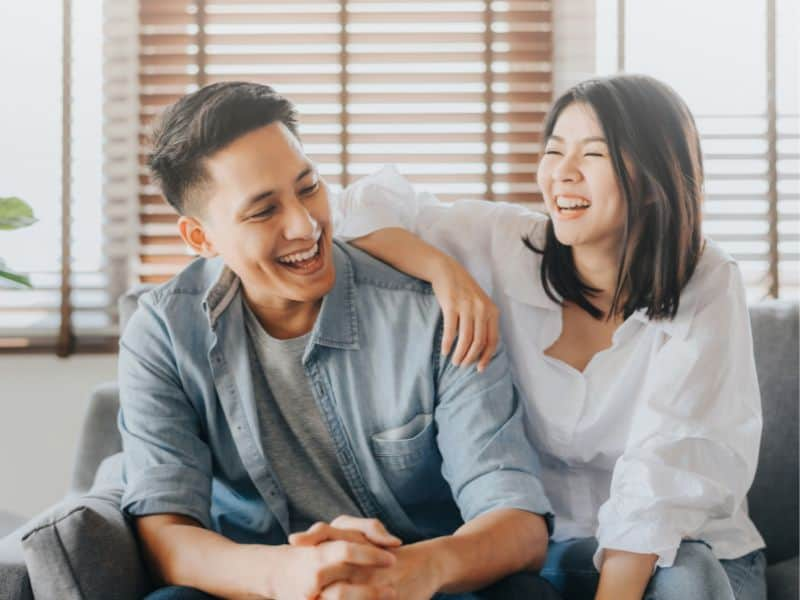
[[547, 135, 607, 144]]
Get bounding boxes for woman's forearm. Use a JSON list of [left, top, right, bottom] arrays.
[[348, 227, 454, 283], [595, 549, 658, 600]]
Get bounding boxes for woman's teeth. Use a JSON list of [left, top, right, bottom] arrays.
[[278, 242, 319, 264], [556, 196, 591, 210]]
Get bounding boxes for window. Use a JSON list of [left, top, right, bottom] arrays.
[[127, 0, 554, 282], [599, 0, 799, 300], [3, 0, 794, 354], [0, 0, 115, 353]]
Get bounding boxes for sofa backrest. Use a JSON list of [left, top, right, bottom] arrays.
[[747, 300, 799, 565]]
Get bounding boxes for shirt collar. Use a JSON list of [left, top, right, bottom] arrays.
[[200, 241, 360, 349], [202, 257, 239, 329], [312, 241, 360, 350]]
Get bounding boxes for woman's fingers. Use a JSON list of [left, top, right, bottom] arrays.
[[461, 311, 487, 367], [451, 313, 474, 366], [441, 307, 459, 357], [478, 315, 500, 373]]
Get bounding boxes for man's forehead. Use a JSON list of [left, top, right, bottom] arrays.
[[206, 123, 307, 178]]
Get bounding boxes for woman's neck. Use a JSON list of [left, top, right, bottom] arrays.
[[571, 244, 620, 312]]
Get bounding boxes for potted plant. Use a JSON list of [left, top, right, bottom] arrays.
[[0, 196, 37, 287]]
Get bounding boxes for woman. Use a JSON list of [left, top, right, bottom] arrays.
[[335, 75, 767, 599]]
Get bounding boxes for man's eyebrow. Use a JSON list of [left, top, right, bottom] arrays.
[[546, 135, 608, 144], [237, 166, 316, 216]]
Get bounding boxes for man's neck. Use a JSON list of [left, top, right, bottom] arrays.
[[244, 291, 322, 340]]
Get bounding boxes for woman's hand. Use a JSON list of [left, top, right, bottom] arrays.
[[348, 228, 500, 372], [430, 256, 499, 373]]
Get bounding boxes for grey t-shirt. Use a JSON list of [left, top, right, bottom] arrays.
[[244, 301, 362, 533]]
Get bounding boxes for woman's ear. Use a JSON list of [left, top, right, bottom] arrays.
[[178, 215, 218, 258]]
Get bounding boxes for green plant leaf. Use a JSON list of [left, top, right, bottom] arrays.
[[0, 267, 32, 288], [0, 197, 37, 230]]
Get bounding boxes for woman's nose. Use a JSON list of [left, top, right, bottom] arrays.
[[552, 153, 581, 182]]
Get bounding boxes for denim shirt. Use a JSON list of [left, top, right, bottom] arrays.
[[119, 241, 552, 545]]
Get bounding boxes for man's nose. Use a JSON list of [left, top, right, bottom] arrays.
[[283, 198, 319, 241]]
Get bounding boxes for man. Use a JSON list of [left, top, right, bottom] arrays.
[[119, 81, 556, 600]]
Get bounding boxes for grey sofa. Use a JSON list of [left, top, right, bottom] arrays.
[[1, 300, 797, 599]]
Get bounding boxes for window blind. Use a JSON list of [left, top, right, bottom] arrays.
[[135, 0, 553, 283], [621, 0, 798, 300], [0, 0, 121, 353]]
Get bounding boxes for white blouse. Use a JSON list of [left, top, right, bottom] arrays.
[[333, 166, 765, 569]]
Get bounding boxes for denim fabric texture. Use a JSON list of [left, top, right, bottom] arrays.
[[541, 537, 766, 600], [119, 241, 552, 546]]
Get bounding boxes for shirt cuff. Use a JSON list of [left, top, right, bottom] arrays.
[[594, 505, 683, 571], [456, 468, 555, 536], [122, 463, 212, 530]]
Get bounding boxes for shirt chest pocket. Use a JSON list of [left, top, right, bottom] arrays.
[[370, 414, 449, 506]]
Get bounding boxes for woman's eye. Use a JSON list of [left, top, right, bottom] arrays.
[[584, 152, 604, 157], [301, 182, 320, 195]]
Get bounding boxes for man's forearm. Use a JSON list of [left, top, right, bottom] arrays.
[[137, 517, 276, 599], [349, 228, 452, 283], [422, 508, 549, 595]]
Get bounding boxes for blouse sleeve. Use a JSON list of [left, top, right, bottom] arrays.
[[333, 165, 543, 294], [594, 259, 763, 570]]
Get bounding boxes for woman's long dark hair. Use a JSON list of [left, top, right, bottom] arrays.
[[527, 74, 704, 321]]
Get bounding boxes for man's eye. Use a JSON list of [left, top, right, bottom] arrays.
[[544, 149, 562, 155], [251, 206, 276, 219]]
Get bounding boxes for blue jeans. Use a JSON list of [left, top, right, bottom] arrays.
[[146, 572, 562, 599], [540, 537, 767, 600]]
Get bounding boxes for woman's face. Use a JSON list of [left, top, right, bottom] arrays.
[[537, 102, 627, 255]]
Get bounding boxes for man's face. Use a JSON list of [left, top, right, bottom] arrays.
[[195, 122, 336, 309]]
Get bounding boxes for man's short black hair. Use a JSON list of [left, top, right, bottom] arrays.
[[148, 81, 299, 215]]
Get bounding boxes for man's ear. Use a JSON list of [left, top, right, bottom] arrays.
[[178, 215, 218, 258]]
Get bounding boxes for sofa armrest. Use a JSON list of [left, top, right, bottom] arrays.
[[70, 382, 122, 495], [0, 524, 33, 600], [21, 485, 152, 600]]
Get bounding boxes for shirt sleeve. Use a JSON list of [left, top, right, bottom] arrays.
[[333, 164, 543, 294], [433, 337, 554, 532], [117, 296, 214, 529], [593, 260, 763, 570]]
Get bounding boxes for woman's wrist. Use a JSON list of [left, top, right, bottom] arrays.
[[595, 549, 657, 600]]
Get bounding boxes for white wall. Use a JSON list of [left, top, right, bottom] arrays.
[[0, 354, 117, 519]]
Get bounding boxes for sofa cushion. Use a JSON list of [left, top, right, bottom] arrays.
[[747, 301, 799, 566], [21, 485, 152, 600], [766, 556, 799, 600]]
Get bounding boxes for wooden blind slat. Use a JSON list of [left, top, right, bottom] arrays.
[[136, 0, 553, 282]]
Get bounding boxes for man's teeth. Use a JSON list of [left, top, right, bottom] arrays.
[[278, 242, 319, 264], [556, 196, 591, 209]]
